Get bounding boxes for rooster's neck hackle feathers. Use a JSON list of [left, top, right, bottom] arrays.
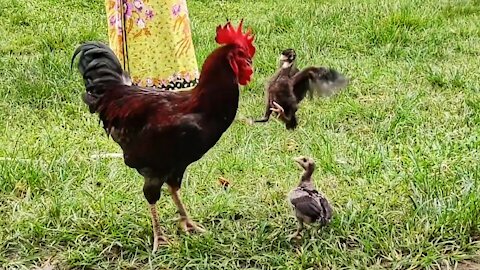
[[189, 45, 239, 113]]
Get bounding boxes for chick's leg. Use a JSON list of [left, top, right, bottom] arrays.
[[288, 217, 304, 240], [168, 185, 206, 233], [254, 102, 273, 123], [271, 101, 287, 120]]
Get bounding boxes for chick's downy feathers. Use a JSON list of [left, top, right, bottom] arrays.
[[288, 156, 333, 225]]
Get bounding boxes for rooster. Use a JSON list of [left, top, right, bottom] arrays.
[[72, 20, 256, 253]]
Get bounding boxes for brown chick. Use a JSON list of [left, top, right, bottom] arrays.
[[254, 48, 299, 129], [292, 66, 349, 103], [288, 156, 333, 239], [254, 48, 349, 130]]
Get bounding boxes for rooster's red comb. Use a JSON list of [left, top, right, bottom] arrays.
[[215, 19, 255, 58]]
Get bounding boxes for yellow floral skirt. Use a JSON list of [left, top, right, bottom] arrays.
[[105, 0, 199, 90]]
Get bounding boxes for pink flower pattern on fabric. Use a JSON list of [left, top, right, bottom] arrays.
[[108, 0, 155, 37]]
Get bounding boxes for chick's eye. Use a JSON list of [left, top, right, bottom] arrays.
[[302, 158, 307, 162]]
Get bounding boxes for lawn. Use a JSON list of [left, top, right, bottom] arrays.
[[1, 0, 480, 269]]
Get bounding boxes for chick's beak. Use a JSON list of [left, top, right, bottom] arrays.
[[293, 156, 304, 165]]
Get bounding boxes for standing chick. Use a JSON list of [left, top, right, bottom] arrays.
[[288, 156, 333, 239], [254, 48, 299, 129]]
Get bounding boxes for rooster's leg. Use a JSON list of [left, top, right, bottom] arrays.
[[149, 204, 169, 253], [143, 177, 169, 253], [168, 186, 206, 234]]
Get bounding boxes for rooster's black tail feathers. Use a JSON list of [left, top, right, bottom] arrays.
[[72, 42, 131, 112]]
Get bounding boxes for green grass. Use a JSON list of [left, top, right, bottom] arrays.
[[1, 0, 480, 268]]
